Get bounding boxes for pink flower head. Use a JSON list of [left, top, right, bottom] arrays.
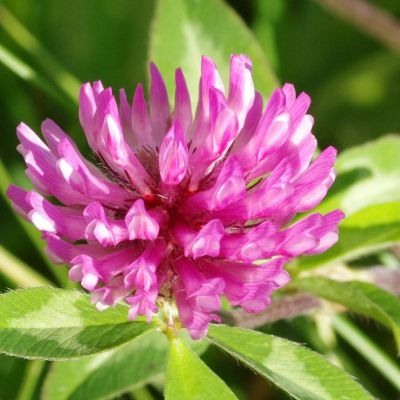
[[7, 55, 344, 339]]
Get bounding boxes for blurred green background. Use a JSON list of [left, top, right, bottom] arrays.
[[0, 0, 399, 399]]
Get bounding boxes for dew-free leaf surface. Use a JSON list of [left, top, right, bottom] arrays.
[[0, 288, 155, 360], [165, 337, 238, 400], [208, 325, 373, 400], [317, 135, 400, 216], [42, 330, 168, 400], [42, 328, 210, 400], [294, 277, 400, 351]]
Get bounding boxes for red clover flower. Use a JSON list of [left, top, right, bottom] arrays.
[[7, 55, 344, 339]]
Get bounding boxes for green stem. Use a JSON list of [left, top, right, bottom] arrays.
[[16, 360, 46, 400], [331, 314, 400, 391], [130, 386, 155, 400], [0, 244, 50, 287], [0, 159, 65, 285], [0, 5, 80, 104]]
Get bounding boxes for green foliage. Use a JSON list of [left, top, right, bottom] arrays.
[[165, 337, 238, 400], [208, 325, 374, 400], [316, 135, 400, 216], [150, 0, 277, 100], [296, 136, 400, 269], [331, 315, 400, 392], [42, 329, 209, 400], [0, 354, 27, 400], [0, 288, 155, 359], [0, 1, 399, 399], [43, 330, 168, 400], [293, 277, 400, 350]]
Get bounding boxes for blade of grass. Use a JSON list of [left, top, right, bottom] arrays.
[[0, 159, 65, 285], [0, 43, 73, 110], [331, 314, 400, 391], [16, 360, 46, 400], [0, 9, 76, 287], [0, 5, 80, 104], [0, 244, 50, 287]]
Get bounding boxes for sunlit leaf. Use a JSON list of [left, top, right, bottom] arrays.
[[42, 329, 209, 400], [42, 330, 167, 400], [0, 288, 155, 360], [165, 337, 237, 400], [293, 277, 400, 350], [317, 135, 400, 216], [208, 325, 373, 400]]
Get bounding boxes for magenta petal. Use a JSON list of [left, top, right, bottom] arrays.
[[236, 88, 286, 173], [174, 219, 225, 259], [173, 68, 193, 139], [300, 209, 345, 255], [191, 56, 225, 150], [124, 241, 166, 322], [202, 257, 289, 313], [293, 146, 337, 212], [159, 120, 189, 186], [91, 276, 129, 311], [187, 219, 225, 259], [26, 191, 86, 241], [71, 246, 141, 291], [9, 55, 343, 340], [43, 233, 109, 264], [228, 54, 254, 129], [220, 220, 279, 262], [183, 156, 246, 213], [126, 289, 158, 323], [80, 83, 153, 195], [150, 63, 170, 145], [189, 106, 239, 191], [174, 258, 224, 339], [198, 56, 225, 114], [7, 185, 31, 219], [132, 84, 153, 147], [79, 82, 98, 149], [84, 201, 128, 246], [281, 83, 296, 108], [210, 157, 246, 210], [232, 91, 263, 152], [119, 89, 133, 136], [125, 199, 160, 240]]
